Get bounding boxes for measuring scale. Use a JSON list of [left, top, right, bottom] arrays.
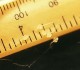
[[0, 0, 80, 58]]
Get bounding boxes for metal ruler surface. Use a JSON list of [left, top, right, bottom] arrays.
[[0, 0, 80, 58]]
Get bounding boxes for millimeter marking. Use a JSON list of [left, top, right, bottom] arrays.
[[73, 15, 78, 25], [0, 7, 4, 15], [62, 16, 68, 28], [1, 39, 6, 51], [16, 1, 21, 12], [12, 38, 17, 47]]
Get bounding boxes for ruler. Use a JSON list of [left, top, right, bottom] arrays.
[[0, 0, 80, 58]]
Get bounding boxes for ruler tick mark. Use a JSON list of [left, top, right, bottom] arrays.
[[62, 16, 68, 28], [25, 11, 28, 16], [39, 32, 42, 38], [42, 24, 45, 31], [69, 21, 73, 27], [19, 40, 22, 45], [1, 39, 6, 51], [33, 31, 37, 40], [9, 43, 12, 49], [3, 5, 6, 10], [25, 40, 27, 44], [12, 2, 15, 7], [6, 4, 9, 9], [49, 28, 52, 33], [53, 23, 57, 32], [29, 36, 32, 42], [19, 0, 22, 4], [12, 38, 17, 47], [16, 1, 21, 12], [73, 15, 78, 25], [59, 24, 63, 30], [9, 3, 12, 8], [0, 7, 4, 15]]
